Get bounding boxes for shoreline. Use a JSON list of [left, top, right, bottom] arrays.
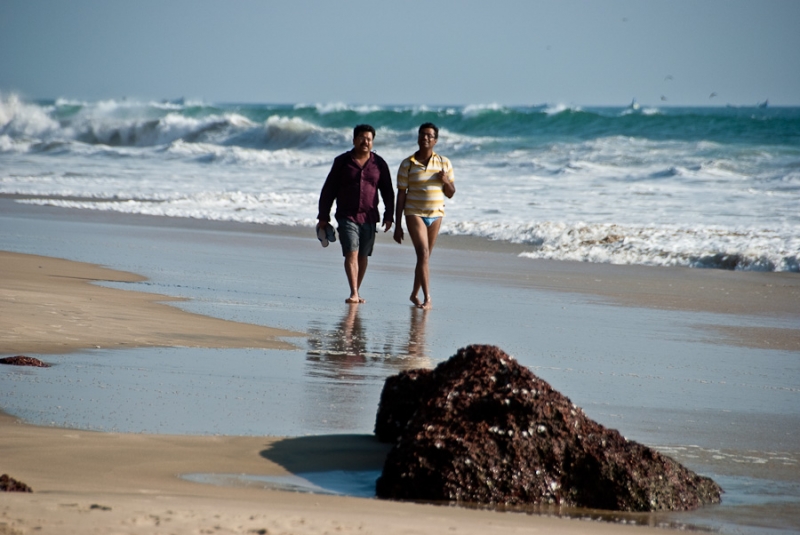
[[6, 198, 800, 318], [3, 197, 798, 354], [1, 200, 799, 534]]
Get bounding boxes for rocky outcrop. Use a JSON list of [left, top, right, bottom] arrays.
[[374, 344, 721, 512], [0, 474, 32, 492], [0, 356, 50, 367]]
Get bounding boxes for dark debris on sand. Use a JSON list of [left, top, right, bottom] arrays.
[[374, 344, 722, 512], [1, 474, 33, 492], [0, 356, 50, 367]]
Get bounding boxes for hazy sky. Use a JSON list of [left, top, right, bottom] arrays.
[[2, 0, 798, 106]]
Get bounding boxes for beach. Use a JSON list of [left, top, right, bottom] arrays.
[[1, 200, 799, 534], [2, 409, 681, 535]]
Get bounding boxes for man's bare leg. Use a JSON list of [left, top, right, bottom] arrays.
[[344, 251, 363, 303], [356, 254, 368, 303], [406, 216, 442, 309]]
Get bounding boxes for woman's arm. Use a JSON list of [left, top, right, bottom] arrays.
[[442, 174, 456, 199], [393, 189, 407, 243], [440, 169, 456, 199]]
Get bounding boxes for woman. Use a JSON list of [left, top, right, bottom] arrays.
[[393, 123, 456, 309]]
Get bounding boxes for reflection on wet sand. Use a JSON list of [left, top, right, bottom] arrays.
[[305, 305, 432, 383], [406, 306, 429, 362]]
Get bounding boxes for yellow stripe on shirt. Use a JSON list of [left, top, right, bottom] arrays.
[[397, 152, 454, 217]]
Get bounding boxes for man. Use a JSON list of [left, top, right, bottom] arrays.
[[318, 124, 394, 304], [393, 123, 455, 309]]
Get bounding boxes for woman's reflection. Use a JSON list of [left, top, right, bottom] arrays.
[[305, 304, 432, 383], [305, 304, 367, 381], [404, 306, 430, 368]]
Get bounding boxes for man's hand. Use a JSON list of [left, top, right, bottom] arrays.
[[317, 219, 328, 230], [383, 220, 393, 233]]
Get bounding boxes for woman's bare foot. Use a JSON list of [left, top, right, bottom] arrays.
[[418, 299, 432, 310], [410, 294, 422, 307], [346, 295, 364, 304]]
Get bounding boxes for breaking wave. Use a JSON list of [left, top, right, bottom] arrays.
[[2, 94, 799, 272]]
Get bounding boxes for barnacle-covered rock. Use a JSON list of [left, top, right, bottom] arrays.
[[374, 344, 721, 512], [0, 355, 50, 367], [1, 474, 32, 492]]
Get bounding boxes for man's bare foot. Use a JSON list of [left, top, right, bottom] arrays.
[[346, 296, 362, 304], [410, 294, 422, 307]]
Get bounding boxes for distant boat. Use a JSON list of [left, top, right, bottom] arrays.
[[757, 99, 769, 108], [628, 98, 640, 110]]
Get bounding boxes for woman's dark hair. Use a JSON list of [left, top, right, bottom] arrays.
[[418, 122, 439, 139], [353, 124, 376, 139]]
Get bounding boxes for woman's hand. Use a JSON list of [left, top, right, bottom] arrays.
[[440, 170, 456, 199]]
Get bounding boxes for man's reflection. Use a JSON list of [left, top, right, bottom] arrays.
[[305, 304, 367, 381]]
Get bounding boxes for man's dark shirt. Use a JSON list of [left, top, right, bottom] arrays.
[[318, 151, 394, 225]]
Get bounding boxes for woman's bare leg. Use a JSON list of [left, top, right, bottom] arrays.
[[405, 216, 442, 309]]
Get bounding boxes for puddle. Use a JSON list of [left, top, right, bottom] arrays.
[[182, 470, 381, 498]]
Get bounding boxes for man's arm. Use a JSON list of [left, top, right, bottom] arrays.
[[317, 158, 340, 228]]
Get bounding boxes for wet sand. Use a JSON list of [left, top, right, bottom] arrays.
[[0, 251, 302, 355], [1, 200, 799, 534]]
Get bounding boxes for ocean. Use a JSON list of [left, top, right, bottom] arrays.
[[1, 95, 799, 272]]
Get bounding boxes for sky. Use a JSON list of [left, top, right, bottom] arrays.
[[1, 0, 799, 107]]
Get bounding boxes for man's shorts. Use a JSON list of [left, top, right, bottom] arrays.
[[336, 217, 377, 257]]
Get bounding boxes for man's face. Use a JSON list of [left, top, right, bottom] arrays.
[[353, 131, 374, 154], [418, 128, 437, 150]]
